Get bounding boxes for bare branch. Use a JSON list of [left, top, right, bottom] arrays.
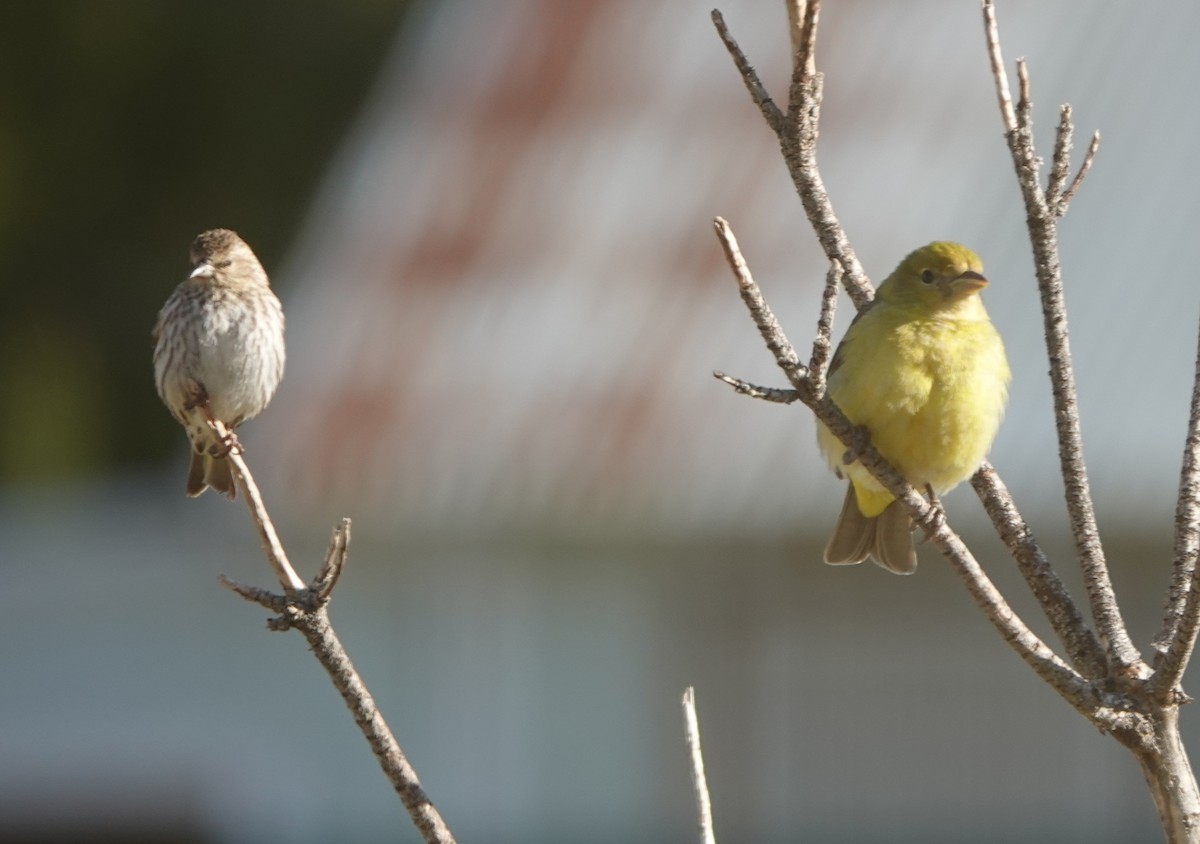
[[713, 371, 799, 404], [713, 217, 806, 386], [682, 687, 717, 844], [710, 222, 907, 525], [220, 589, 457, 841], [1046, 107, 1099, 219], [1058, 131, 1100, 215], [1151, 317, 1200, 697], [970, 463, 1106, 678], [921, 510, 1101, 716], [228, 560, 457, 842], [716, 1, 1200, 834], [207, 418, 307, 594], [314, 517, 352, 602], [1016, 60, 1033, 129], [713, 2, 870, 308], [980, 0, 1141, 673], [782, 101, 871, 305], [1046, 105, 1074, 208], [1130, 708, 1200, 842], [785, 0, 818, 78], [981, 0, 1017, 133], [292, 607, 457, 843], [807, 260, 841, 394], [839, 420, 1100, 712], [984, 2, 1200, 834], [218, 574, 288, 613], [204, 429, 457, 842], [711, 9, 785, 136]]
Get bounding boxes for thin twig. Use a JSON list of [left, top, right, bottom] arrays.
[[785, 0, 818, 78], [1016, 60, 1033, 129], [713, 2, 872, 308], [1046, 104, 1100, 219], [1046, 105, 1074, 208], [711, 10, 785, 136], [708, 228, 902, 525], [682, 687, 717, 844], [713, 371, 800, 404], [713, 218, 806, 386], [807, 261, 841, 393], [981, 0, 1017, 132], [314, 518, 352, 602], [1151, 316, 1200, 698], [218, 574, 289, 613], [780, 67, 872, 304], [784, 2, 816, 130], [971, 464, 1107, 679], [208, 418, 307, 594], [1058, 131, 1099, 216]]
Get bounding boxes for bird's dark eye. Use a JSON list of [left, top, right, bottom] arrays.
[[215, 259, 233, 269], [920, 269, 936, 284]]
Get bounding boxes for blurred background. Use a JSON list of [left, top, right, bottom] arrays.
[[1, 0, 1196, 841]]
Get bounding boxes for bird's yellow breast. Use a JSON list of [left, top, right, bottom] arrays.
[[816, 298, 1010, 517]]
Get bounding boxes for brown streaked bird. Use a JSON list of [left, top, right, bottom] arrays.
[[153, 229, 285, 499]]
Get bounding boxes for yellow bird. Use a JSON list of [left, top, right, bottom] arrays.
[[816, 242, 1010, 574]]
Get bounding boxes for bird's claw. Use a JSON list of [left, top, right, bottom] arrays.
[[920, 484, 947, 538], [207, 430, 242, 458]]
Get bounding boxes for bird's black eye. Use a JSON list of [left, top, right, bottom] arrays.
[[215, 259, 233, 269], [920, 269, 936, 284]]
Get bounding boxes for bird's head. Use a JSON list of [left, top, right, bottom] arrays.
[[188, 228, 262, 281], [877, 241, 988, 310]]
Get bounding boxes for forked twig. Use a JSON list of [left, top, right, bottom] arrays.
[[981, 0, 1141, 674], [712, 3, 871, 308], [202, 418, 457, 844]]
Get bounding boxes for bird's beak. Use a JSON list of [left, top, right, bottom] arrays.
[[189, 261, 214, 279], [950, 270, 988, 293]]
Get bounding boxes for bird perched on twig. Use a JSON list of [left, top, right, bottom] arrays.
[[153, 228, 286, 499], [816, 241, 1010, 574]]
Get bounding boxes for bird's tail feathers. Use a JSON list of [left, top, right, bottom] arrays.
[[870, 501, 917, 574], [186, 452, 236, 500], [824, 485, 874, 565]]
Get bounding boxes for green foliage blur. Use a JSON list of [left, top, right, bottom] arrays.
[[0, 0, 411, 484]]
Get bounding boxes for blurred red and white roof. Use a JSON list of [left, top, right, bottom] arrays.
[[260, 0, 1200, 536]]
